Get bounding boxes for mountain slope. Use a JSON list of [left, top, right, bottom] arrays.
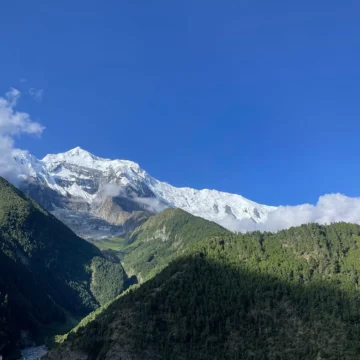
[[119, 208, 229, 282], [46, 222, 360, 360], [0, 177, 127, 357], [13, 147, 276, 238]]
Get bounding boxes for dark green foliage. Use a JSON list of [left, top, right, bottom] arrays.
[[0, 177, 127, 356], [48, 222, 360, 360], [0, 177, 101, 310], [90, 257, 126, 306]]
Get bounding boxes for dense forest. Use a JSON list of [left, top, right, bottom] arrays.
[[0, 177, 128, 358], [47, 221, 360, 360]]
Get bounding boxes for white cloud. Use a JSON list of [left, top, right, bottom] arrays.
[[135, 197, 168, 213], [0, 88, 45, 183], [230, 193, 360, 233], [29, 88, 44, 102], [100, 183, 168, 212], [101, 183, 125, 197]]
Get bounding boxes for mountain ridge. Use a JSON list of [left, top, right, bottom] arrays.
[[13, 147, 276, 239]]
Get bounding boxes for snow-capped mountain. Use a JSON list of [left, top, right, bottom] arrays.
[[15, 147, 277, 238]]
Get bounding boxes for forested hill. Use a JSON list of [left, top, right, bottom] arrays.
[[121, 208, 228, 281], [0, 177, 127, 358], [47, 222, 360, 360]]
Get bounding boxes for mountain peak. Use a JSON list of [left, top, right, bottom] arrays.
[[67, 146, 91, 155], [59, 146, 97, 158], [42, 146, 101, 164]]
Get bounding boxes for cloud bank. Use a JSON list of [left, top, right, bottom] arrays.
[[0, 88, 45, 182], [226, 193, 360, 233]]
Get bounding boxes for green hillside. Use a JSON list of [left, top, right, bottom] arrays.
[[47, 222, 360, 360], [0, 177, 127, 357], [120, 208, 229, 282], [90, 237, 126, 251]]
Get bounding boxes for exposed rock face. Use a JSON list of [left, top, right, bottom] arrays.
[[13, 147, 276, 239], [92, 196, 147, 225]]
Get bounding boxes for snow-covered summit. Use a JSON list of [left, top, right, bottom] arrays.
[[16, 147, 277, 236], [43, 147, 142, 173], [43, 146, 99, 162]]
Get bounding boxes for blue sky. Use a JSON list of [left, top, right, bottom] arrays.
[[1, 0, 360, 206]]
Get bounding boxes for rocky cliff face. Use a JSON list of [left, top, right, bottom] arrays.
[[13, 147, 276, 239]]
